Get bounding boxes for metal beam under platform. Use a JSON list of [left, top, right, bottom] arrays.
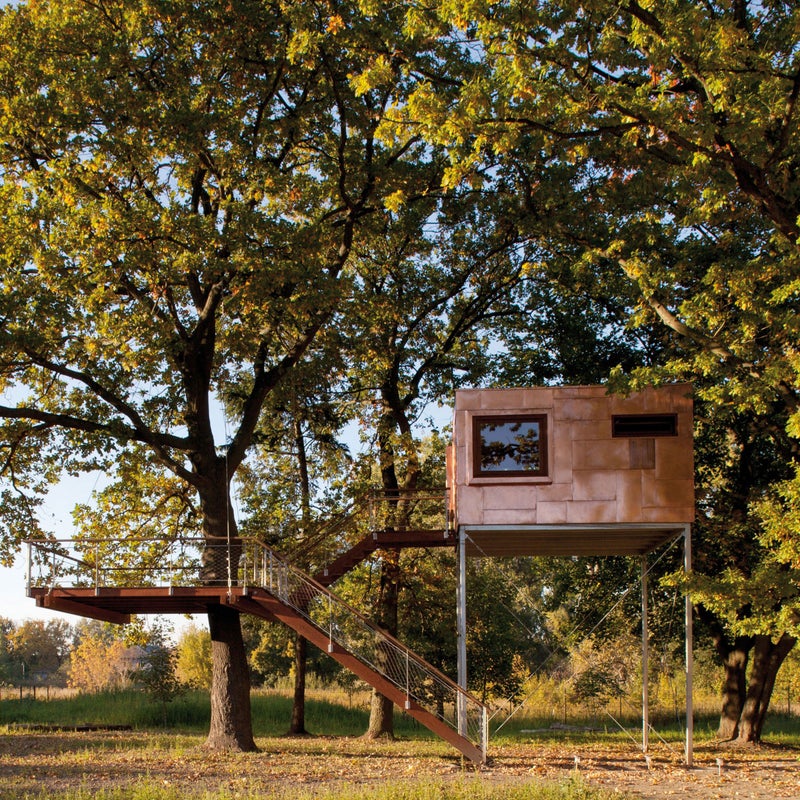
[[461, 522, 686, 557], [28, 585, 256, 624]]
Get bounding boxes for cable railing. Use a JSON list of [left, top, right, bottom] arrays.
[[25, 532, 487, 761]]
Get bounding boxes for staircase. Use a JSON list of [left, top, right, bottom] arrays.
[[237, 541, 487, 763], [25, 530, 488, 764], [313, 529, 456, 587]]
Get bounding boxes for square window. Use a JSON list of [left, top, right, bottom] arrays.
[[473, 415, 548, 477]]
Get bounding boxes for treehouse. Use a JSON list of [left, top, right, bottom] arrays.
[[447, 383, 696, 764], [25, 383, 697, 765], [448, 383, 694, 556]]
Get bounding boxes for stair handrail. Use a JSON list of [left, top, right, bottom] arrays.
[[246, 539, 487, 759], [24, 534, 488, 760]]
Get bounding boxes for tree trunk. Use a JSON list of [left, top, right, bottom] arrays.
[[205, 603, 257, 751], [364, 549, 401, 740], [701, 607, 753, 741], [364, 394, 420, 740], [199, 473, 257, 752], [718, 638, 751, 740], [286, 633, 309, 736], [366, 687, 395, 740], [736, 633, 796, 744], [289, 415, 311, 735]]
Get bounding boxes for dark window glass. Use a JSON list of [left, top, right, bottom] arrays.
[[473, 415, 548, 477]]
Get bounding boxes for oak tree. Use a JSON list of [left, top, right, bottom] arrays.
[[412, 0, 800, 743], [0, 0, 430, 750]]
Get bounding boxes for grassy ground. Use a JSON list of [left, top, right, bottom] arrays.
[[1, 690, 798, 799]]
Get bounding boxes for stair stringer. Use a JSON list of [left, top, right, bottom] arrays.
[[314, 529, 457, 587], [239, 543, 487, 764], [230, 589, 485, 764]]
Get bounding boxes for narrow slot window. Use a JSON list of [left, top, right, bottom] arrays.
[[612, 414, 677, 438], [473, 415, 548, 477]]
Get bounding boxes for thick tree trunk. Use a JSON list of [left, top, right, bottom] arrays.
[[736, 633, 796, 744], [286, 633, 309, 736], [205, 603, 257, 751], [198, 474, 257, 752], [718, 639, 750, 740], [701, 606, 754, 741]]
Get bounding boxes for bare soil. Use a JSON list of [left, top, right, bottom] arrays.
[[0, 730, 797, 798]]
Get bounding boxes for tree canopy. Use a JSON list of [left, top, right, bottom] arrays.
[[410, 0, 800, 741], [0, 0, 447, 750]]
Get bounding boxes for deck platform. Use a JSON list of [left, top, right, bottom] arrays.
[[28, 585, 265, 625]]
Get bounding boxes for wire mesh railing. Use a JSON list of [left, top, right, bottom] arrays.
[[246, 540, 486, 756], [25, 536, 232, 590]]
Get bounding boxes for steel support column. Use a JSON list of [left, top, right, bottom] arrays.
[[684, 524, 694, 767], [457, 527, 467, 737], [642, 554, 649, 754]]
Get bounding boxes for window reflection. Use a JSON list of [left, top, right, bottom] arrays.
[[474, 415, 547, 476]]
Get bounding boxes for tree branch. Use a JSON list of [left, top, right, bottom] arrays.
[[18, 347, 190, 450]]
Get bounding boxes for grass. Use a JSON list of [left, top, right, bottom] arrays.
[[2, 690, 799, 799], [0, 689, 426, 738], [4, 687, 800, 743], [11, 775, 615, 800]]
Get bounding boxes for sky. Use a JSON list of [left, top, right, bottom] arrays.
[[1, 473, 105, 625], [0, 470, 205, 636]]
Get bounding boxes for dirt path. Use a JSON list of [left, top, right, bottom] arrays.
[[494, 742, 800, 799], [0, 731, 797, 798]]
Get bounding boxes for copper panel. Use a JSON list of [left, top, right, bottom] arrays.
[[566, 500, 619, 524], [572, 439, 630, 471], [536, 501, 568, 524], [573, 470, 618, 502], [555, 397, 609, 422], [630, 438, 656, 470]]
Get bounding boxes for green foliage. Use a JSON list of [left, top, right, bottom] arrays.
[[568, 635, 638, 711], [0, 0, 462, 745], [1, 0, 799, 750], [175, 624, 213, 691], [407, 0, 800, 735], [68, 635, 133, 694], [0, 0, 433, 546], [753, 470, 800, 628], [464, 559, 543, 703], [3, 618, 72, 686]]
